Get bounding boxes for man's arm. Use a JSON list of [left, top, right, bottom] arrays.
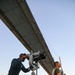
[[57, 73, 61, 75], [21, 63, 30, 73]]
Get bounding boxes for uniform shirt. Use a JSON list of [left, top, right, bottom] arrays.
[[52, 68, 60, 75], [8, 58, 30, 75]]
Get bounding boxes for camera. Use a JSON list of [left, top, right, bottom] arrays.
[[27, 51, 46, 70], [33, 51, 46, 62]]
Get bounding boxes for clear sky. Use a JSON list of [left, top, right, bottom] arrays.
[[0, 0, 75, 75]]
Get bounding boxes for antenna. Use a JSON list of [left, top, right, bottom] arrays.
[[59, 56, 63, 75]]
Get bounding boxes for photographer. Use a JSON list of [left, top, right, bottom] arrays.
[[8, 53, 30, 75]]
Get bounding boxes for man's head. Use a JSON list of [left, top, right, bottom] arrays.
[[19, 53, 28, 62], [54, 61, 61, 68]]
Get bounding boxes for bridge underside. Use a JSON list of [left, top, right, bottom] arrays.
[[0, 0, 54, 74]]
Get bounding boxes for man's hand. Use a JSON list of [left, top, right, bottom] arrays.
[[22, 55, 28, 59], [20, 54, 28, 61]]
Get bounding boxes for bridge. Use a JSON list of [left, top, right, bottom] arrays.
[[0, 0, 54, 75]]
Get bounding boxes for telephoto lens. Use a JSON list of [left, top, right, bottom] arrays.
[[33, 51, 46, 62]]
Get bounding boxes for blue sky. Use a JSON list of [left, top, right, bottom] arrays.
[[0, 0, 75, 75]]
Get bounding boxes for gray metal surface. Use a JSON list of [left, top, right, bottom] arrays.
[[0, 0, 54, 74]]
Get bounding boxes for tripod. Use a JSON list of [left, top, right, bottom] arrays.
[[31, 62, 39, 75]]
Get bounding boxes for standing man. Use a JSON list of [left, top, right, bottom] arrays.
[[8, 53, 30, 75], [52, 61, 61, 75]]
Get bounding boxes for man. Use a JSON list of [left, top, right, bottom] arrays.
[[8, 53, 30, 75], [52, 61, 61, 75]]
